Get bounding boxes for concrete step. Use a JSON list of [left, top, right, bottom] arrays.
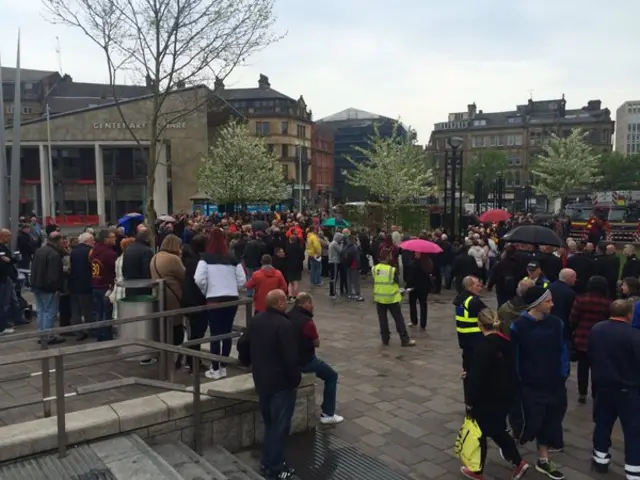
[[201, 445, 265, 480], [89, 434, 184, 480], [150, 441, 227, 480]]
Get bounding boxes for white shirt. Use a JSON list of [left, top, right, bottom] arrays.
[[194, 260, 246, 299]]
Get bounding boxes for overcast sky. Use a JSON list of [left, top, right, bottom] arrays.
[[1, 0, 638, 142]]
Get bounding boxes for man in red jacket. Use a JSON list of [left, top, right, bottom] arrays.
[[89, 229, 117, 341], [247, 254, 288, 314]]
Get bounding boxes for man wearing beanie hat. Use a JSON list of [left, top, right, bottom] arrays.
[[510, 286, 569, 480]]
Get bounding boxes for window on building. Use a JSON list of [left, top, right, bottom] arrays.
[[267, 144, 275, 153], [515, 134, 523, 145], [473, 119, 487, 127], [255, 121, 270, 136], [297, 124, 306, 138], [490, 135, 497, 147], [282, 164, 289, 179], [133, 148, 148, 177], [497, 135, 504, 146], [282, 145, 289, 158], [22, 106, 32, 114], [508, 117, 522, 124], [507, 135, 515, 146], [514, 171, 521, 186], [281, 121, 288, 135], [24, 82, 33, 91]]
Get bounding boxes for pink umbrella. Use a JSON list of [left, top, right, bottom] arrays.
[[399, 239, 443, 254]]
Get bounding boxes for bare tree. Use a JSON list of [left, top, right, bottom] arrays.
[[43, 0, 280, 229]]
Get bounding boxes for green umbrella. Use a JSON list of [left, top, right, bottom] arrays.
[[322, 217, 350, 227]]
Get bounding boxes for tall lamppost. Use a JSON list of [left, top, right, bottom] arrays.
[[474, 174, 482, 214], [524, 182, 533, 213], [496, 172, 504, 209], [446, 136, 464, 238]]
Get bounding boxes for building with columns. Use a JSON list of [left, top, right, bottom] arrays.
[[5, 86, 211, 225]]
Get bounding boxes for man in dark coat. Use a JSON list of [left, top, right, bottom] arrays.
[[68, 232, 95, 340], [122, 228, 154, 297], [594, 244, 621, 299], [237, 289, 299, 480], [567, 242, 594, 295], [621, 244, 640, 281]]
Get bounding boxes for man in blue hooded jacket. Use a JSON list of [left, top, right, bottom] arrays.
[[510, 286, 569, 480]]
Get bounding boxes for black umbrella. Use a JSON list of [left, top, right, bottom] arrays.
[[502, 225, 564, 247]]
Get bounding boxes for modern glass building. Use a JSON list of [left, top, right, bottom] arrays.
[[316, 108, 404, 202]]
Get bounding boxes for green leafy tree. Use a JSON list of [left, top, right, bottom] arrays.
[[461, 149, 509, 195], [595, 151, 640, 190], [531, 128, 602, 203], [345, 122, 434, 223], [198, 121, 286, 206]]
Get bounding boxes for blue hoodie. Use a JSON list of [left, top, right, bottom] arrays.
[[510, 311, 569, 392]]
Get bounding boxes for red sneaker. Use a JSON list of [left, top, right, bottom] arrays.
[[460, 466, 484, 480], [512, 460, 530, 480]]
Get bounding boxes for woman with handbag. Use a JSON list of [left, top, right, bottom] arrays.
[[461, 308, 529, 480], [150, 234, 186, 368]]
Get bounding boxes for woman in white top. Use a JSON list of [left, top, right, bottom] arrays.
[[110, 237, 136, 318], [194, 228, 246, 380]]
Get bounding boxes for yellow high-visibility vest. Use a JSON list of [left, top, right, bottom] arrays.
[[455, 296, 481, 335], [522, 276, 549, 289], [373, 263, 402, 304]]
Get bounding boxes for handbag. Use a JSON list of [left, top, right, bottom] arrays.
[[454, 416, 483, 472]]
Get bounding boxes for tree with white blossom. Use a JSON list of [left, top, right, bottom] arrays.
[[198, 121, 286, 207], [346, 122, 434, 221], [531, 128, 602, 207]]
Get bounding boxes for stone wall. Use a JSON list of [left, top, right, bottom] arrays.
[[0, 374, 316, 462]]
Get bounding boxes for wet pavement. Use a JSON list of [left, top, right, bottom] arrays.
[[4, 279, 628, 479]]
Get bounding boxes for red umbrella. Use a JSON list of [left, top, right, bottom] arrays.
[[479, 209, 511, 223], [399, 239, 443, 254]]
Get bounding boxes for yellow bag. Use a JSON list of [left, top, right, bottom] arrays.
[[454, 417, 483, 472]]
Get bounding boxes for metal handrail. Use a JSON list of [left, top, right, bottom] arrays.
[[0, 298, 256, 459]]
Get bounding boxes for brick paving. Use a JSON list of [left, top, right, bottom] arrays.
[[2, 280, 627, 479]]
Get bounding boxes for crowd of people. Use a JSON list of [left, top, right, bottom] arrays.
[[2, 209, 640, 480]]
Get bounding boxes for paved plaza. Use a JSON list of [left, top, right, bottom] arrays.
[[0, 280, 627, 479]]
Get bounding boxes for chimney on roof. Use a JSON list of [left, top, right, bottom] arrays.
[[258, 74, 270, 89], [214, 77, 224, 91], [587, 100, 601, 111], [145, 74, 154, 89], [467, 103, 477, 117]]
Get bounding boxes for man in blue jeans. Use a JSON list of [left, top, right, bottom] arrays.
[[289, 292, 344, 425], [238, 289, 300, 480], [30, 231, 65, 345]]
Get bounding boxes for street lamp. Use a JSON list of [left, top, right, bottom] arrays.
[[446, 136, 463, 238], [496, 172, 504, 209], [474, 174, 482, 214]]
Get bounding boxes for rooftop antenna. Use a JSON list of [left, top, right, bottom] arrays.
[[55, 36, 62, 73]]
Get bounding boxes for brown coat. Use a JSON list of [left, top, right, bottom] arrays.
[[150, 251, 186, 327]]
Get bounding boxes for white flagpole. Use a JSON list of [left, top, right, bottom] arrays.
[[9, 31, 22, 250], [0, 54, 9, 229]]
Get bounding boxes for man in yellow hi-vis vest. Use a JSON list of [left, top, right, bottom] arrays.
[[373, 248, 415, 347], [523, 260, 550, 289], [455, 275, 486, 401]]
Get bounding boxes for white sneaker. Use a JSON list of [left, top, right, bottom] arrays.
[[220, 367, 227, 378], [0, 328, 15, 335], [205, 368, 223, 380], [320, 414, 344, 425]]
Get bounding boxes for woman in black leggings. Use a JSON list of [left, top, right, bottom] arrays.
[[461, 308, 529, 480]]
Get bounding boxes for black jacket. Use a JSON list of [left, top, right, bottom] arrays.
[[285, 241, 305, 274], [122, 239, 154, 296], [567, 253, 594, 294], [17, 231, 36, 267], [30, 243, 64, 293], [593, 253, 620, 298], [237, 308, 301, 395], [244, 239, 266, 269], [451, 249, 478, 292], [288, 305, 316, 366], [68, 243, 93, 294], [180, 246, 206, 310], [0, 244, 17, 283], [488, 256, 519, 298], [621, 254, 640, 281], [539, 252, 563, 283], [548, 280, 576, 324], [467, 332, 518, 413]]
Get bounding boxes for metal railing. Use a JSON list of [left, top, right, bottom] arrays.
[[0, 298, 254, 457]]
